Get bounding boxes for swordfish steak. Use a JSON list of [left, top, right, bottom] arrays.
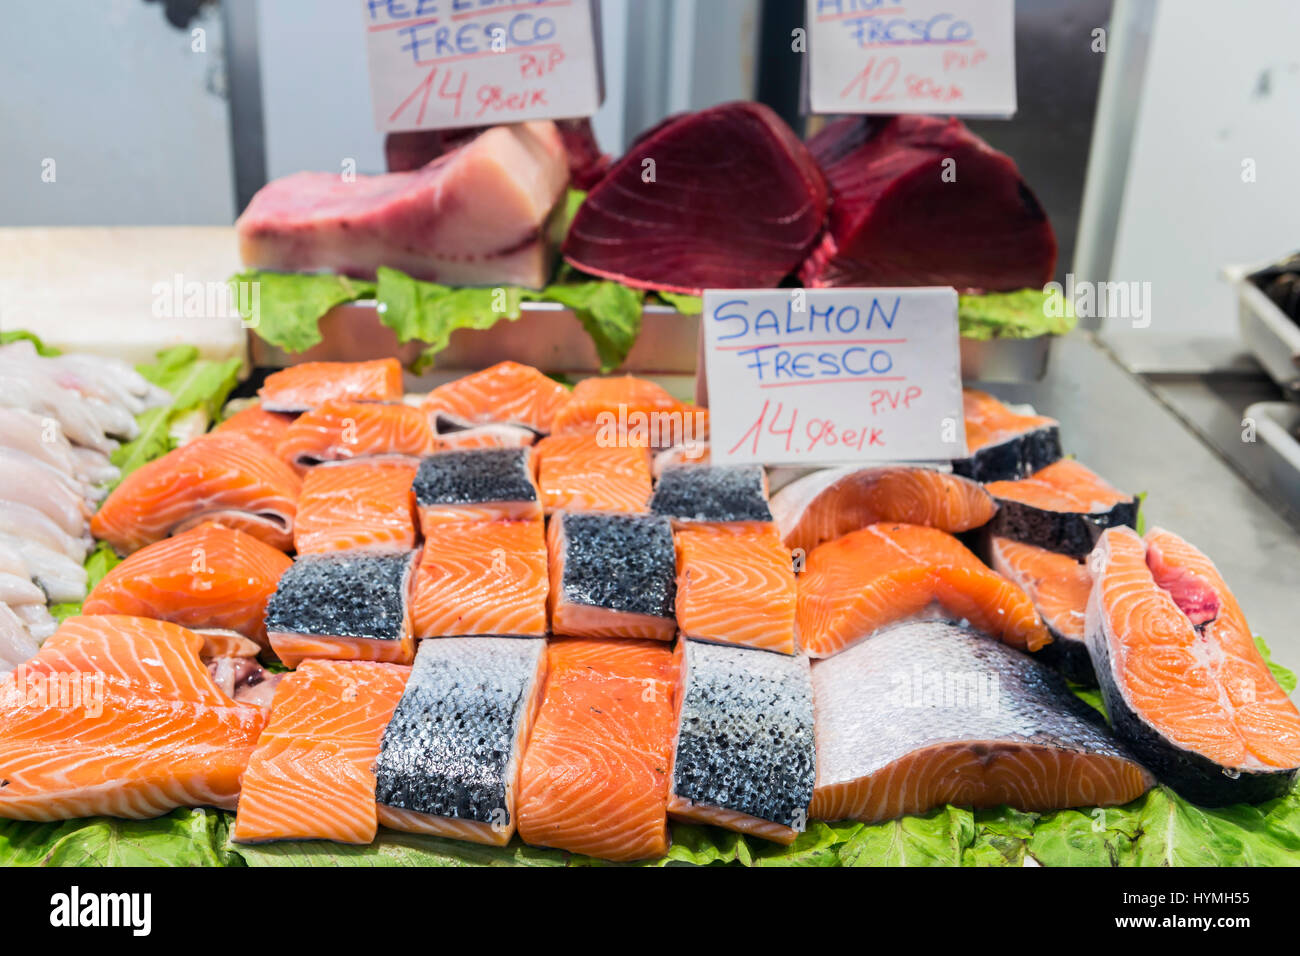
[[237, 122, 569, 289], [809, 621, 1152, 823]]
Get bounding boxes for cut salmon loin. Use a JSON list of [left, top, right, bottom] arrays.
[[516, 638, 676, 860], [990, 536, 1095, 686], [669, 639, 815, 844], [0, 615, 267, 820], [650, 464, 772, 523], [200, 630, 263, 659], [275, 399, 437, 472], [411, 518, 548, 637], [675, 523, 798, 655], [376, 637, 547, 846], [797, 523, 1049, 658], [547, 512, 676, 640], [213, 401, 296, 454], [421, 361, 570, 434], [552, 375, 709, 449], [951, 389, 1061, 483], [432, 421, 537, 451], [1086, 526, 1300, 805], [233, 660, 410, 844], [652, 441, 710, 478], [986, 459, 1137, 558], [293, 458, 419, 555], [810, 621, 1153, 824], [90, 433, 302, 554], [771, 465, 997, 555], [82, 521, 293, 648], [413, 447, 541, 527], [266, 550, 417, 667], [532, 434, 653, 514], [257, 359, 404, 413]]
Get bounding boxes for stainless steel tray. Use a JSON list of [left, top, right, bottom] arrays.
[[1227, 263, 1300, 392], [248, 300, 1055, 384], [1243, 401, 1300, 516]]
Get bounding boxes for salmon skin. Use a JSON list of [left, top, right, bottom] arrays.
[[669, 639, 815, 844], [265, 550, 417, 667], [675, 523, 798, 655], [0, 615, 267, 820], [952, 389, 1061, 482], [82, 521, 293, 648], [233, 660, 410, 844], [990, 536, 1095, 686], [517, 638, 676, 860], [293, 458, 419, 555], [90, 433, 302, 554], [552, 375, 708, 448], [421, 361, 570, 434], [213, 401, 296, 454], [275, 400, 437, 471], [810, 621, 1153, 823], [375, 637, 547, 846], [532, 434, 653, 514], [799, 523, 1049, 658], [413, 447, 541, 526], [1087, 527, 1300, 805], [770, 465, 997, 555], [986, 459, 1136, 558], [258, 359, 404, 413], [650, 464, 772, 523], [547, 512, 676, 640]]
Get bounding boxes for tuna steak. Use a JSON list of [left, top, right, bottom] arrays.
[[810, 621, 1152, 823], [1086, 527, 1300, 805], [800, 115, 1057, 292], [563, 102, 829, 294], [237, 122, 569, 289]]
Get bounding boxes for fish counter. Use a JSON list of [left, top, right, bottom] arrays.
[[0, 331, 1298, 867]]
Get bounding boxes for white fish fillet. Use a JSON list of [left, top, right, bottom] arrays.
[[0, 604, 40, 672], [0, 501, 89, 562], [0, 366, 117, 454], [0, 453, 90, 538], [69, 447, 121, 489], [11, 603, 57, 642], [0, 534, 87, 603]]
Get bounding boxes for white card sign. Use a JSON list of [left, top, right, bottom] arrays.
[[701, 288, 966, 466], [363, 0, 603, 132], [806, 0, 1017, 117]]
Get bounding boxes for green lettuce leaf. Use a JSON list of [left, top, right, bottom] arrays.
[[0, 809, 237, 867], [232, 271, 377, 353], [232, 830, 569, 867], [1255, 636, 1298, 694], [958, 288, 1077, 341], [537, 280, 643, 373], [655, 291, 703, 315]]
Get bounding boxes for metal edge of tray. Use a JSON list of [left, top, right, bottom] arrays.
[[1243, 401, 1300, 519], [246, 301, 1054, 384], [1229, 265, 1300, 392]]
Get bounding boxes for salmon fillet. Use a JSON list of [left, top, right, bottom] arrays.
[[516, 638, 676, 861], [293, 458, 419, 555], [797, 523, 1049, 657], [233, 660, 410, 844], [213, 401, 296, 453], [986, 459, 1137, 558], [90, 433, 301, 554], [421, 361, 570, 433], [951, 389, 1061, 482], [275, 399, 437, 472], [414, 447, 542, 527], [552, 375, 708, 448], [0, 615, 266, 820], [533, 434, 652, 514], [258, 359, 404, 413], [82, 521, 293, 647]]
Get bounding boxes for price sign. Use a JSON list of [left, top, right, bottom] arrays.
[[363, 0, 604, 132], [701, 288, 966, 466], [806, 0, 1017, 117]]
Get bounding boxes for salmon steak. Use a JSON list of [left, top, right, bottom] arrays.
[[413, 447, 542, 527], [421, 361, 570, 434], [82, 521, 293, 647], [986, 459, 1137, 558], [669, 639, 816, 844], [990, 536, 1095, 685], [0, 615, 267, 820], [375, 637, 548, 846], [552, 375, 708, 449], [293, 458, 419, 555], [547, 512, 676, 640], [257, 359, 404, 413], [233, 660, 410, 844], [265, 550, 418, 667], [650, 464, 772, 523], [810, 621, 1153, 823], [951, 389, 1061, 482], [275, 399, 437, 472], [770, 465, 997, 555], [675, 522, 798, 655], [652, 441, 711, 478], [412, 518, 548, 637], [797, 523, 1049, 658], [517, 638, 676, 861], [91, 432, 302, 554], [532, 434, 653, 514], [212, 401, 296, 454], [1086, 526, 1300, 805]]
